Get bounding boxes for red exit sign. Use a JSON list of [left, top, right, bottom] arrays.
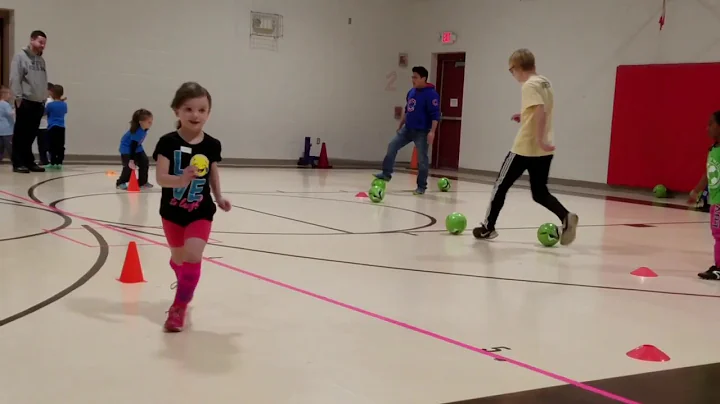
[[441, 31, 457, 44]]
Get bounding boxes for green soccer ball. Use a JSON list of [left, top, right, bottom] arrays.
[[368, 185, 385, 203], [653, 184, 667, 198], [537, 223, 560, 247], [446, 212, 467, 234], [438, 177, 451, 192], [371, 178, 387, 189]]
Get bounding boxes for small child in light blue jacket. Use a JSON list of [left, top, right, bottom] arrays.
[[0, 86, 15, 162]]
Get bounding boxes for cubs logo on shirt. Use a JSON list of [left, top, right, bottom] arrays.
[[406, 98, 417, 112]]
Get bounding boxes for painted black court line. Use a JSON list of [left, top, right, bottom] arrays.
[[0, 201, 72, 243], [207, 243, 720, 300], [27, 171, 105, 203], [47, 191, 439, 236], [0, 225, 109, 327], [31, 172, 720, 300], [232, 204, 352, 234], [27, 169, 705, 212], [0, 197, 24, 204], [73, 221, 720, 300]]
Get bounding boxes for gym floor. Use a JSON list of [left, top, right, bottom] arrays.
[[0, 166, 717, 404]]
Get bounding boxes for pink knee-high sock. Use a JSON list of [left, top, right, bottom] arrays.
[[712, 206, 720, 267], [174, 262, 201, 307], [169, 260, 182, 280]]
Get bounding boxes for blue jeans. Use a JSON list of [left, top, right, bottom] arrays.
[[380, 126, 429, 189]]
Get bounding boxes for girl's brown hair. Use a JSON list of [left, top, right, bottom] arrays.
[[171, 82, 212, 129], [129, 108, 153, 133]]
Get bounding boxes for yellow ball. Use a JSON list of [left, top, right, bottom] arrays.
[[190, 154, 209, 177]]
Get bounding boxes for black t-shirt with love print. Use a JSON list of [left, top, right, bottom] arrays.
[[152, 131, 222, 226]]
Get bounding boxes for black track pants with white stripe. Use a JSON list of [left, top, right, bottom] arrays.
[[482, 152, 569, 230]]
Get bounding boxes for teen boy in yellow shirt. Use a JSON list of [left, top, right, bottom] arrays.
[[473, 49, 579, 245]]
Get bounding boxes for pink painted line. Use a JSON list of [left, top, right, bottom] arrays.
[[106, 243, 161, 248], [2, 190, 637, 404], [42, 228, 94, 248], [103, 223, 220, 243]]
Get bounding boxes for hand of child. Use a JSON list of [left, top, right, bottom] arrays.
[[688, 190, 699, 204], [128, 160, 137, 170], [181, 165, 198, 185], [539, 142, 556, 152], [216, 197, 232, 212]]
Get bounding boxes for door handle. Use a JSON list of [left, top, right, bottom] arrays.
[[441, 116, 461, 121]]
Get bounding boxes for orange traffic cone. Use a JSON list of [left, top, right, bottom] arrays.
[[409, 147, 418, 169], [117, 241, 146, 283], [317, 142, 332, 168], [127, 169, 140, 192]]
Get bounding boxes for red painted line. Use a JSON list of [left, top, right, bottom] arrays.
[[42, 228, 94, 248], [66, 225, 221, 243]]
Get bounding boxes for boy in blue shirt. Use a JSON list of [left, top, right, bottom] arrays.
[[38, 82, 55, 167], [375, 66, 440, 194], [117, 108, 154, 189], [0, 86, 15, 162], [45, 84, 67, 168]]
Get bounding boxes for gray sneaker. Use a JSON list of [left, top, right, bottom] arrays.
[[560, 213, 579, 245]]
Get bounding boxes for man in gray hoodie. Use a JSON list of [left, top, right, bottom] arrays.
[[9, 30, 48, 173]]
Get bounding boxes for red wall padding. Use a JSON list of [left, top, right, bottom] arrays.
[[607, 62, 720, 192]]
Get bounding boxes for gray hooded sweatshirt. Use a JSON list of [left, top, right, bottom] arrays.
[[9, 47, 48, 103]]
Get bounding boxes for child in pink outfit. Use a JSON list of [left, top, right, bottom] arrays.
[[151, 82, 231, 332], [690, 110, 720, 280]]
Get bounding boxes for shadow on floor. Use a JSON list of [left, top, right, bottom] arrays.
[[65, 294, 242, 375]]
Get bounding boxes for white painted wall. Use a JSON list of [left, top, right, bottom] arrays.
[[7, 0, 414, 162], [13, 0, 718, 176], [409, 0, 720, 183]]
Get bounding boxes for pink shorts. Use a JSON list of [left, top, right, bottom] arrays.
[[161, 219, 212, 248]]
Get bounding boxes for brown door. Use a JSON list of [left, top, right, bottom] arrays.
[[0, 18, 4, 85], [432, 52, 466, 169]]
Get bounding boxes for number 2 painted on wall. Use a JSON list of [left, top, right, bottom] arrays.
[[385, 71, 397, 91]]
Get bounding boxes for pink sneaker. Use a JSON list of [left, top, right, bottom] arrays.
[[163, 305, 187, 332]]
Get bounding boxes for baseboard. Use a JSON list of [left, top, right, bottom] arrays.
[[59, 154, 406, 169], [455, 167, 642, 192], [15, 154, 638, 193]]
